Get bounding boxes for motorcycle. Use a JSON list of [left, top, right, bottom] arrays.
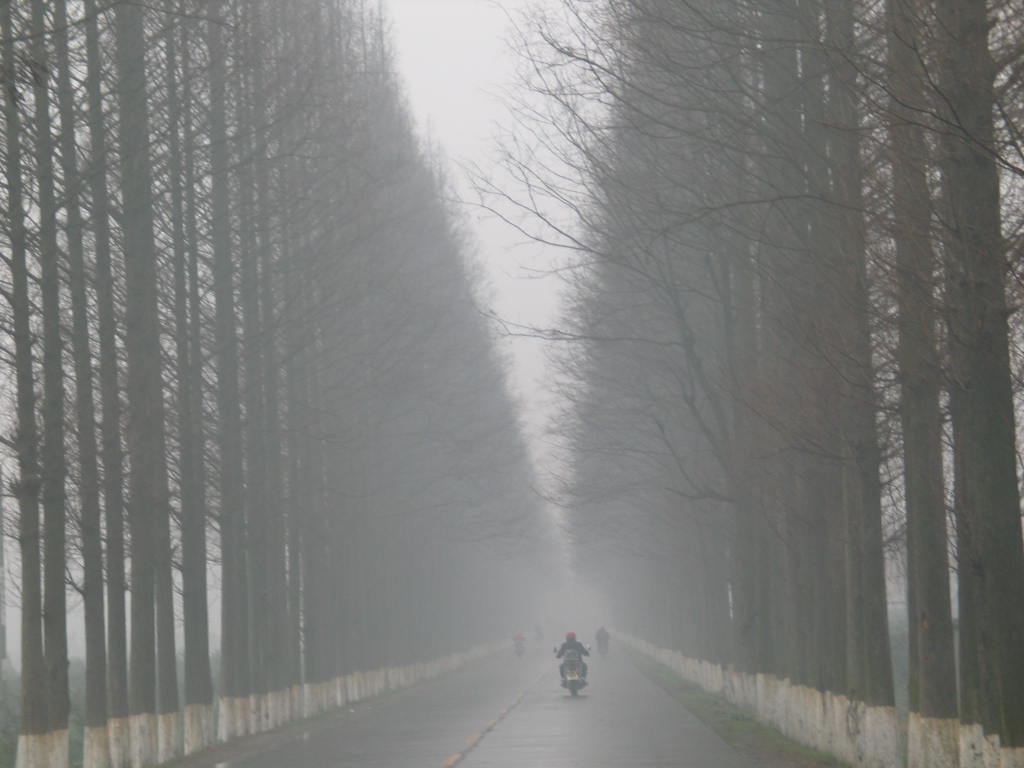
[[557, 648, 588, 696]]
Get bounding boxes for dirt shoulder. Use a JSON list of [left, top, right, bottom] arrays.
[[631, 652, 846, 768]]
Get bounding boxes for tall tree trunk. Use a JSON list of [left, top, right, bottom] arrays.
[[937, 0, 1024, 752], [279, 133, 306, 717], [757, 0, 826, 690], [886, 1, 959, 764], [53, 1, 109, 765], [153, 451, 179, 762], [258, 121, 292, 732], [82, 3, 131, 764], [6, 4, 48, 765], [151, 29, 182, 768], [114, 4, 164, 763], [31, 3, 71, 763], [254, 1, 292, 722], [235, 17, 270, 729], [239, 129, 269, 734], [822, 0, 895, 715], [299, 324, 328, 711], [237, 2, 294, 724], [167, 7, 215, 753], [207, 0, 250, 739], [727, 239, 776, 676], [797, 1, 848, 697]]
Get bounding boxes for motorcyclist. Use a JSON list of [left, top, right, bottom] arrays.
[[596, 626, 610, 655], [513, 632, 526, 656], [555, 631, 590, 680]]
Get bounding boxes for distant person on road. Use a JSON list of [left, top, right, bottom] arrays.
[[596, 626, 610, 656], [555, 631, 590, 680]]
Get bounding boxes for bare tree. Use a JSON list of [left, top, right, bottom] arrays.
[[936, 0, 1024, 752], [885, 1, 958, 764], [4, 1, 48, 764]]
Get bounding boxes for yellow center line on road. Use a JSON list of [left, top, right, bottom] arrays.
[[437, 669, 547, 767]]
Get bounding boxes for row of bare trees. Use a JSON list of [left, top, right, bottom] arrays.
[[1, 2, 544, 768], [500, 0, 1024, 764]]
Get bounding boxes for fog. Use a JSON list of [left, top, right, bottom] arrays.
[[1, 1, 1023, 768]]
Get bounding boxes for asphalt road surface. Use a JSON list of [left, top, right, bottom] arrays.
[[180, 645, 763, 768]]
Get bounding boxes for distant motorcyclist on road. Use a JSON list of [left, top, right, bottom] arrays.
[[595, 626, 610, 656], [555, 632, 590, 680]]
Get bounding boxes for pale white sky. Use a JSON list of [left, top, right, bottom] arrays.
[[386, 0, 517, 161], [385, 0, 568, 464]]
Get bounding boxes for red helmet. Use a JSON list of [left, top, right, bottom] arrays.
[[566, 631, 576, 641]]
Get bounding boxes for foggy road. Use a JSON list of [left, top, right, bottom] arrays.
[[179, 647, 760, 768]]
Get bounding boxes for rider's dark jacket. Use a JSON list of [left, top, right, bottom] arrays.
[[556, 639, 590, 659]]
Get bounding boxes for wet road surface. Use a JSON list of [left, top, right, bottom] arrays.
[[179, 646, 762, 768]]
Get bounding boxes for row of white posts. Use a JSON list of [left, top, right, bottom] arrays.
[[75, 642, 502, 768], [623, 634, 1021, 768]]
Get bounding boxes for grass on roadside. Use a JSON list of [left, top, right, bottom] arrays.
[[631, 652, 846, 768]]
